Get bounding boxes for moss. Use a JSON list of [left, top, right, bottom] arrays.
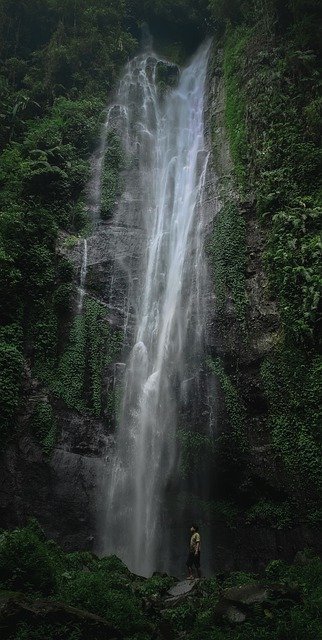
[[29, 401, 57, 456], [177, 429, 215, 477], [223, 26, 249, 187], [207, 357, 247, 449], [53, 314, 86, 413], [246, 499, 294, 530], [52, 297, 123, 419], [101, 130, 125, 219], [178, 492, 239, 528], [106, 384, 123, 424], [210, 202, 247, 323], [0, 341, 24, 441], [261, 347, 321, 491]]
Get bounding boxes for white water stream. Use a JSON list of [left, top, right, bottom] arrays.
[[100, 40, 212, 576]]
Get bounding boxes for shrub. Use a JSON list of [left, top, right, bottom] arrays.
[[0, 523, 58, 595]]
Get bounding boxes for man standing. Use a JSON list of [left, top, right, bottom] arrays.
[[186, 524, 201, 580]]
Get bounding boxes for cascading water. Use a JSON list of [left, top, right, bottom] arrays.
[[101, 40, 213, 576]]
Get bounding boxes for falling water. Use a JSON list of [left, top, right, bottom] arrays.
[[102, 40, 212, 576]]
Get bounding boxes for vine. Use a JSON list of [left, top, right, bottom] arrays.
[[207, 357, 247, 450], [261, 347, 321, 489], [223, 26, 249, 187], [52, 297, 123, 418], [29, 400, 57, 456], [101, 130, 125, 219], [177, 429, 215, 477], [210, 202, 247, 323]]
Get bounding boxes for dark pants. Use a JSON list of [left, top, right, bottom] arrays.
[[186, 551, 200, 569]]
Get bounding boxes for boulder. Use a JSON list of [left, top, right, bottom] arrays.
[[223, 582, 269, 605], [164, 578, 198, 607]]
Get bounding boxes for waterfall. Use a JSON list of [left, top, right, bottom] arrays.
[[101, 40, 212, 576]]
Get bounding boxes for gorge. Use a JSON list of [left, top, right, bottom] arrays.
[[0, 4, 321, 632]]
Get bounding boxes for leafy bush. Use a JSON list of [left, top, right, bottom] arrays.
[[0, 341, 23, 439], [0, 522, 59, 595], [56, 570, 151, 637]]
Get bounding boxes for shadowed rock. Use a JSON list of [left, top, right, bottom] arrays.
[[0, 592, 122, 640]]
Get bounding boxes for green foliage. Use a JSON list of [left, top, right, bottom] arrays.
[[29, 400, 57, 455], [53, 314, 86, 412], [210, 202, 247, 322], [208, 0, 242, 29], [179, 491, 239, 527], [261, 347, 321, 489], [177, 429, 215, 476], [1, 523, 322, 640], [57, 571, 151, 636], [85, 298, 112, 416], [221, 570, 256, 588], [0, 0, 138, 442], [101, 130, 125, 219], [246, 499, 294, 530], [161, 597, 197, 634], [0, 522, 59, 595], [106, 384, 123, 423], [219, 1, 321, 502], [266, 203, 321, 338], [207, 357, 247, 448], [136, 573, 176, 598], [0, 341, 23, 440], [223, 27, 248, 186], [236, 39, 320, 340], [8, 623, 82, 640], [53, 282, 75, 314], [53, 297, 123, 418]]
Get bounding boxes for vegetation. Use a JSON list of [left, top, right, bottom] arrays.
[[210, 203, 247, 323], [0, 522, 321, 640], [0, 0, 136, 446], [101, 130, 125, 219], [207, 357, 247, 449], [208, 0, 321, 522]]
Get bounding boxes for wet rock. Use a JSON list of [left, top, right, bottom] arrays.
[[223, 583, 269, 605], [167, 578, 196, 598], [224, 605, 246, 623], [212, 581, 301, 625], [164, 578, 197, 607], [155, 61, 179, 88]]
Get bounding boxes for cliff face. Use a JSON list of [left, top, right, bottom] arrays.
[[204, 45, 321, 569], [0, 39, 320, 572]]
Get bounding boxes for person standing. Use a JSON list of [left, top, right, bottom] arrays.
[[186, 524, 201, 580]]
